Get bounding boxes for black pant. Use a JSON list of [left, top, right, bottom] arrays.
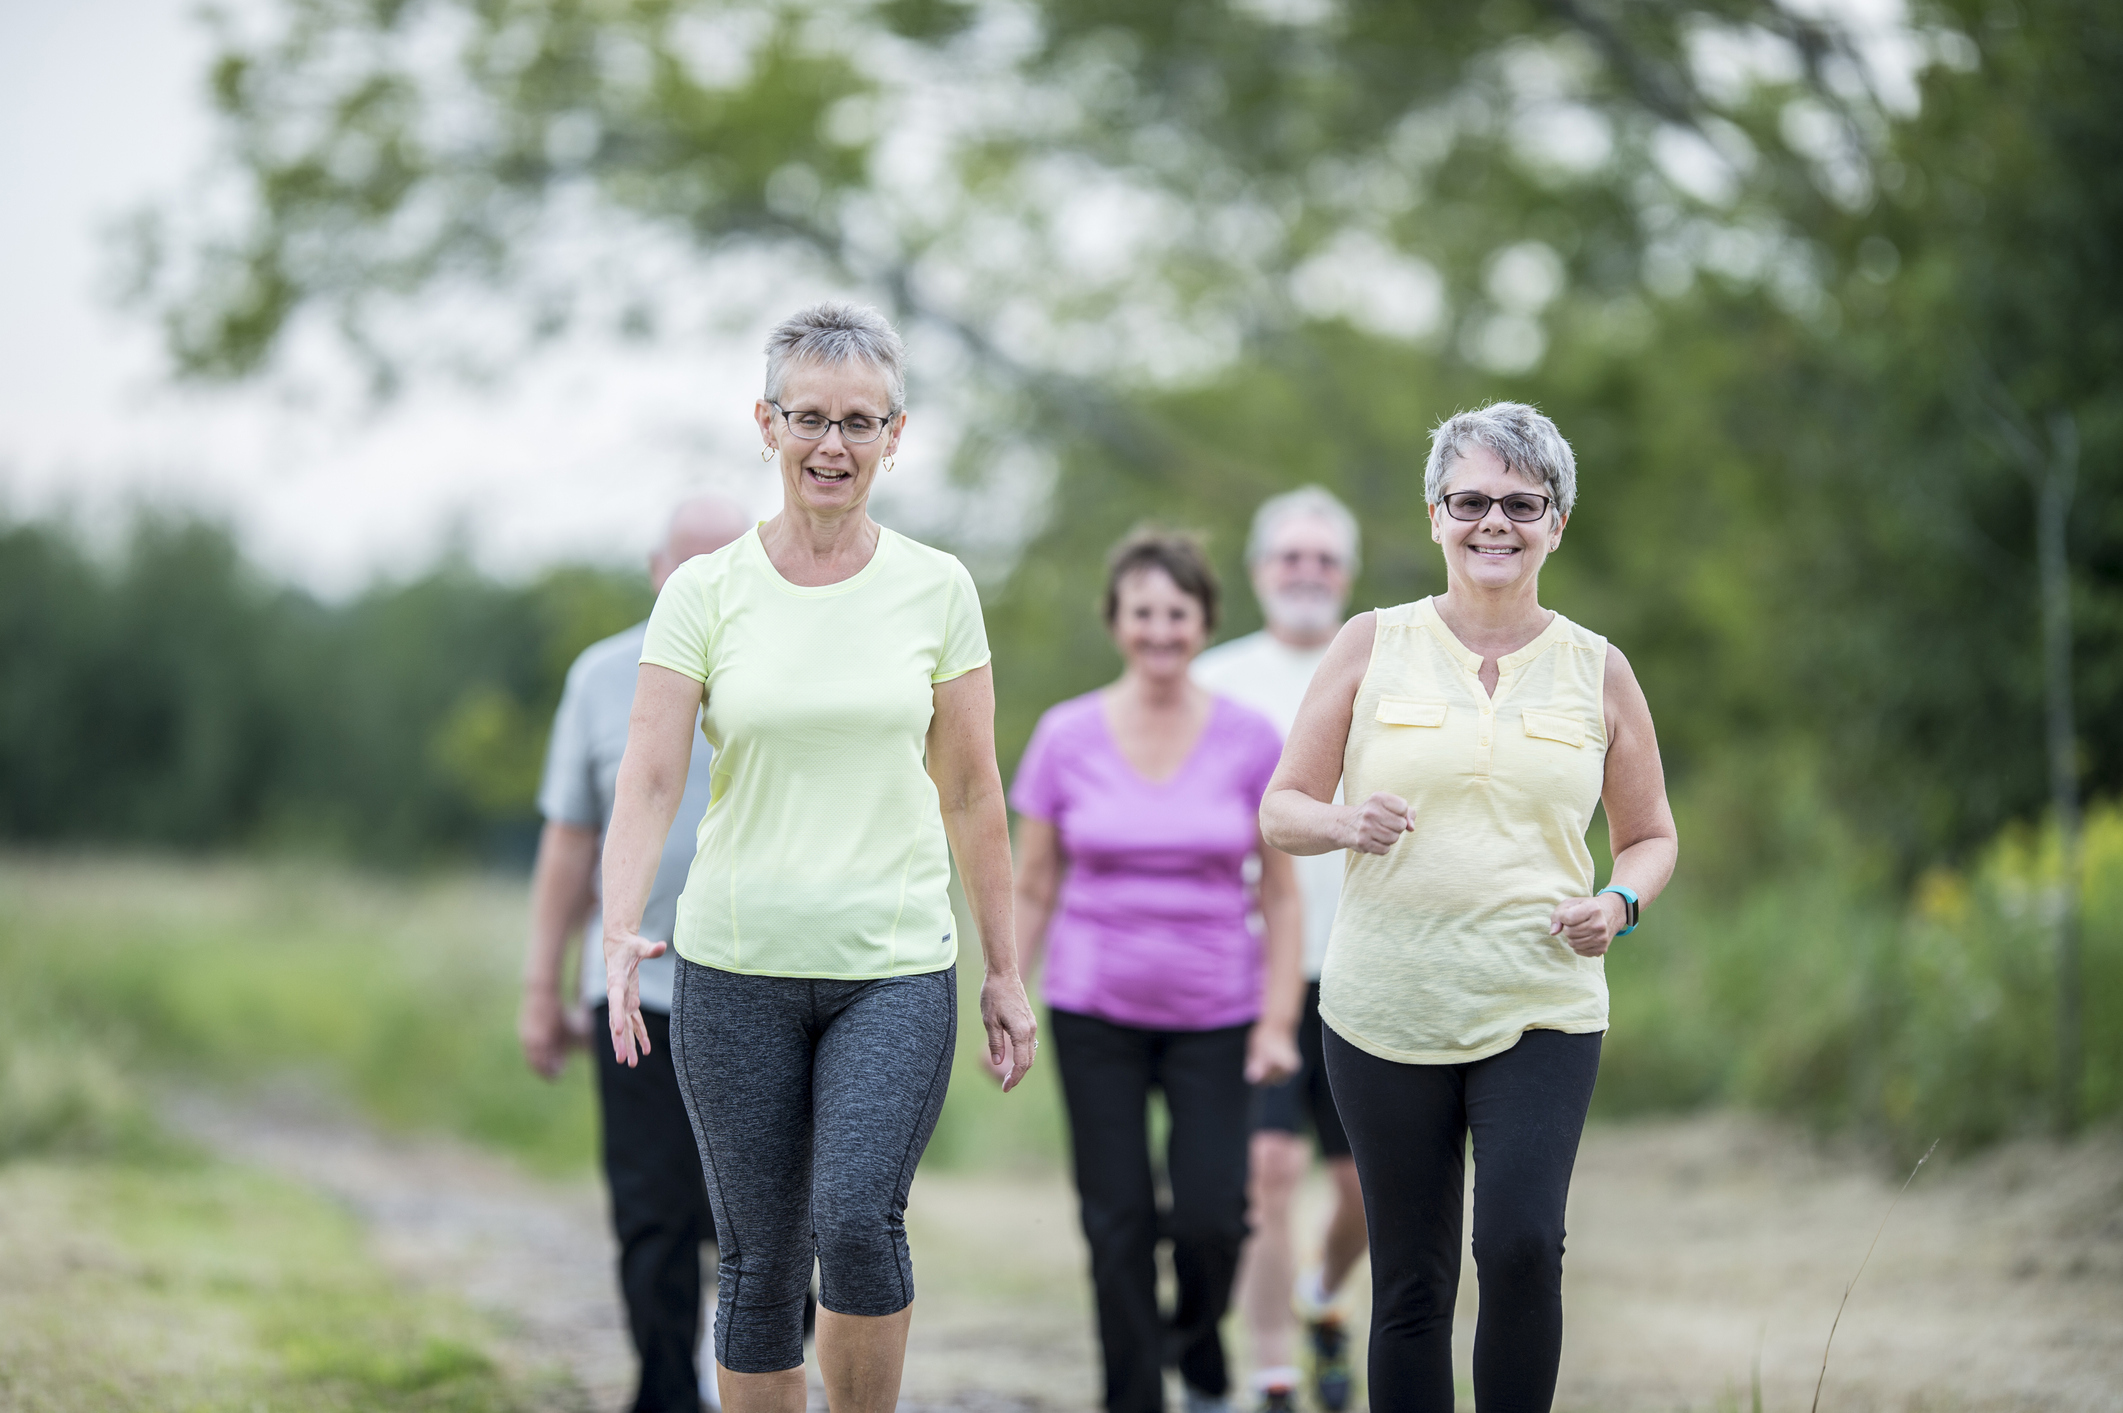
[[595, 1003, 717, 1413], [1051, 1009, 1253, 1413], [1323, 1026, 1602, 1413]]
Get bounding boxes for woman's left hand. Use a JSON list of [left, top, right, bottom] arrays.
[[1245, 1021, 1301, 1086], [1548, 894, 1628, 957], [981, 971, 1039, 1092]]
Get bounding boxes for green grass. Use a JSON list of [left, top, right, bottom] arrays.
[[0, 852, 1067, 1175], [1597, 801, 2123, 1153], [0, 1154, 540, 1412], [0, 855, 598, 1173], [4, 804, 2117, 1184]]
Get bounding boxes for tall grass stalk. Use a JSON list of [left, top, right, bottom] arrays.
[[1809, 1139, 1938, 1413]]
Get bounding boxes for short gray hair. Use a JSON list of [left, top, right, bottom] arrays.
[[1424, 402, 1577, 515], [763, 302, 908, 413], [1245, 485, 1362, 575]]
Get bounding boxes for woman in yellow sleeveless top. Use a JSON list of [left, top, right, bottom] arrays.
[[1262, 402, 1677, 1413]]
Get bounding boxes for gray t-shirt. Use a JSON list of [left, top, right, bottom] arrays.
[[537, 622, 714, 1014]]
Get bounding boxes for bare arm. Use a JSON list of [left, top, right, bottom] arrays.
[[1548, 645, 1680, 957], [1011, 815, 1064, 987], [928, 665, 1039, 1092], [1247, 839, 1304, 1084], [1260, 613, 1418, 856], [600, 663, 701, 1067], [520, 820, 597, 1078]]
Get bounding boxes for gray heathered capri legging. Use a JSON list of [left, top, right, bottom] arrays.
[[669, 956, 957, 1374]]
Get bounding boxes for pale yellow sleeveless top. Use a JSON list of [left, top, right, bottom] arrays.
[[1319, 598, 1610, 1064]]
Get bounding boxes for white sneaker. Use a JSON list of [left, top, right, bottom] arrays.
[[1183, 1387, 1234, 1413], [1293, 1266, 1335, 1321]]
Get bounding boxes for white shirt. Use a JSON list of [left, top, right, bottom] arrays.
[[1193, 628, 1344, 979]]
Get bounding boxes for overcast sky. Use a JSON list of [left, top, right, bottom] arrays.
[[0, 0, 861, 594]]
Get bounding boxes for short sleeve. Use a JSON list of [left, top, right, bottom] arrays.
[[640, 557, 714, 683], [1009, 707, 1065, 822], [536, 662, 599, 826], [932, 558, 992, 683]]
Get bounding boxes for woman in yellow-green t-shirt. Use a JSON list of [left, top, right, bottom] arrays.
[[598, 303, 1037, 1412], [1262, 402, 1679, 1413]]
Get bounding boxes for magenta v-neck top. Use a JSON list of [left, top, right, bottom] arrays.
[[1011, 691, 1286, 1031]]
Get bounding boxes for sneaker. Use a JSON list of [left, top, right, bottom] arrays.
[[1183, 1387, 1233, 1413], [1255, 1383, 1298, 1413], [1307, 1311, 1354, 1413]]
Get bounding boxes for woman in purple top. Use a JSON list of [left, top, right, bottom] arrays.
[[1013, 530, 1304, 1413]]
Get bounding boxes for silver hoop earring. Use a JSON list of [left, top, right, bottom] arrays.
[[760, 444, 776, 463]]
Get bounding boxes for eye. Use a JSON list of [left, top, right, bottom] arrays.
[[1503, 495, 1543, 519], [791, 412, 827, 434], [845, 416, 879, 436]]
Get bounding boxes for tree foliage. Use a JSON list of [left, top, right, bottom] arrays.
[[0, 515, 649, 860], [127, 0, 2120, 872]]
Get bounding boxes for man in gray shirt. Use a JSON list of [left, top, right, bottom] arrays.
[[520, 494, 749, 1413]]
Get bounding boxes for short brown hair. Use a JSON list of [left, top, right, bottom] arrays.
[[1101, 526, 1220, 633]]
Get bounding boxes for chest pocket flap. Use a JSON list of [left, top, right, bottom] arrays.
[[1522, 710, 1589, 747], [1376, 697, 1448, 728]]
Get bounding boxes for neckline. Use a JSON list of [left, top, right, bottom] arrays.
[[1096, 690, 1223, 788], [749, 522, 892, 597], [1417, 597, 1566, 677]]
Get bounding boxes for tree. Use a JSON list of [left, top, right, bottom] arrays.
[[130, 1, 2119, 904]]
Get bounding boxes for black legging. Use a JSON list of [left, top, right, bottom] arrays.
[[1050, 1008, 1253, 1413], [1323, 1025, 1602, 1413]]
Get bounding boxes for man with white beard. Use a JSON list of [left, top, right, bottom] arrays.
[[1192, 487, 1365, 1413]]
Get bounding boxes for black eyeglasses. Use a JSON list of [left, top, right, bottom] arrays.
[[1439, 491, 1554, 523], [770, 401, 895, 444]]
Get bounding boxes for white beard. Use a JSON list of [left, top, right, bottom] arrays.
[[1262, 587, 1345, 639]]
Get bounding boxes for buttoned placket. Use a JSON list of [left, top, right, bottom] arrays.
[[1423, 600, 1561, 780]]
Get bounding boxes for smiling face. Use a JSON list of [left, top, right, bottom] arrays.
[[1427, 442, 1566, 593], [753, 357, 904, 518], [1110, 566, 1210, 684]]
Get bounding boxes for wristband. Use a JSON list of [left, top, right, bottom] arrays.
[[1597, 884, 1640, 936]]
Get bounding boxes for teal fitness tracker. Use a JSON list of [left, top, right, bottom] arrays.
[[1597, 884, 1640, 935]]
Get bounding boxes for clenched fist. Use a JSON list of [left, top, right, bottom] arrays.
[[1345, 792, 1418, 854], [1548, 893, 1629, 957]]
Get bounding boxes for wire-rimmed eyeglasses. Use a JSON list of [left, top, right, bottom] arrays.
[[770, 401, 895, 444], [1438, 490, 1554, 523]]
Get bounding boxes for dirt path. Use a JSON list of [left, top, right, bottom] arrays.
[[178, 1096, 2123, 1412]]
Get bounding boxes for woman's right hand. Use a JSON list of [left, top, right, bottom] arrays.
[[604, 928, 669, 1067], [1346, 792, 1418, 854]]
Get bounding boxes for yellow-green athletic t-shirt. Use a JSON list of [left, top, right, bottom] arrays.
[[639, 524, 991, 979]]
